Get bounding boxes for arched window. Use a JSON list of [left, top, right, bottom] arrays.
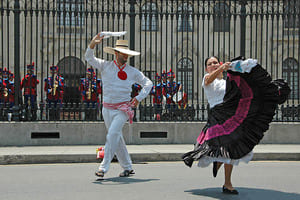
[[57, 56, 85, 104], [178, 3, 193, 32], [282, 58, 299, 100], [141, 3, 158, 31], [284, 1, 300, 29], [213, 2, 230, 32], [177, 58, 193, 100]]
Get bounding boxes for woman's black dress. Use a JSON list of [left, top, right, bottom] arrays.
[[182, 62, 290, 167]]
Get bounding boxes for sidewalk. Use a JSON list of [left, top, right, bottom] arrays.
[[1, 144, 300, 165]]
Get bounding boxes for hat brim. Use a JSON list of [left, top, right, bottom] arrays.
[[103, 47, 140, 57]]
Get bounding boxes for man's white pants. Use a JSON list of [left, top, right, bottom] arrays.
[[99, 107, 132, 173]]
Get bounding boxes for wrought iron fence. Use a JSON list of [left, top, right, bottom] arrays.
[[0, 0, 299, 122]]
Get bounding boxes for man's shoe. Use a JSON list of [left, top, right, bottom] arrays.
[[95, 170, 105, 177], [119, 170, 135, 177], [222, 186, 239, 195]]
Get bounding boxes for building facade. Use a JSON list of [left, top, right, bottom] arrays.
[[0, 0, 299, 121]]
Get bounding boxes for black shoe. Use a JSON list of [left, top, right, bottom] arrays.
[[119, 169, 135, 177], [213, 162, 218, 177], [95, 170, 105, 177], [222, 186, 239, 195]]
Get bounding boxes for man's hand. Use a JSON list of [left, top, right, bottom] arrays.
[[130, 97, 139, 108], [90, 33, 104, 49]]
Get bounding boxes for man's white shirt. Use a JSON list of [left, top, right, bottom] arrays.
[[85, 47, 153, 104]]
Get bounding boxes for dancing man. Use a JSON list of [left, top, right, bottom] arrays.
[[85, 33, 153, 178]]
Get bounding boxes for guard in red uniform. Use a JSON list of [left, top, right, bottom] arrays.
[[8, 71, 15, 109], [162, 69, 181, 120], [161, 70, 167, 84], [0, 68, 6, 120], [1, 68, 10, 105], [131, 83, 142, 98], [131, 83, 142, 121], [44, 65, 64, 120], [0, 68, 7, 104], [20, 62, 39, 120], [150, 73, 164, 120], [3, 70, 15, 121], [80, 67, 101, 120], [163, 70, 181, 105]]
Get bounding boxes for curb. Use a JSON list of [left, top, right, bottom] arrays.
[[1, 152, 300, 165]]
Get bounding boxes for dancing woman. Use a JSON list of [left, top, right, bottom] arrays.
[[182, 56, 290, 194]]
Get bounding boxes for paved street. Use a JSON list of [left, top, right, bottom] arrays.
[[1, 161, 299, 200]]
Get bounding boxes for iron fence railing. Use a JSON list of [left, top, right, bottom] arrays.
[[0, 0, 299, 122]]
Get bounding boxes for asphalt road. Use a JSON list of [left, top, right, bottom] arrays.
[[0, 161, 299, 200]]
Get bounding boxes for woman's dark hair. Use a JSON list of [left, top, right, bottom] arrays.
[[204, 56, 219, 68]]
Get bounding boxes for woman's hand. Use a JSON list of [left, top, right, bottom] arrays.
[[220, 62, 231, 71]]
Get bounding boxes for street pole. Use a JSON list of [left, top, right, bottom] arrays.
[[13, 0, 21, 121], [240, 0, 247, 57], [129, 0, 136, 67]]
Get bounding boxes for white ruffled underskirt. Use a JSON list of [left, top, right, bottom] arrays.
[[197, 151, 253, 168]]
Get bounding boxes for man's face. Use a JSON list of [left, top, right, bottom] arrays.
[[115, 51, 128, 65]]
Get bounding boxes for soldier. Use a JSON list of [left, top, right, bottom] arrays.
[[8, 71, 15, 109], [131, 83, 142, 98], [150, 73, 164, 120], [2, 68, 10, 105], [80, 67, 101, 120], [131, 83, 142, 121], [161, 70, 167, 84], [162, 69, 181, 119], [3, 70, 15, 121], [44, 65, 64, 120], [0, 68, 11, 120], [3, 70, 15, 111], [20, 62, 39, 121], [0, 68, 7, 103], [0, 68, 6, 120]]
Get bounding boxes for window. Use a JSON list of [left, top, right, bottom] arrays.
[[178, 3, 193, 32], [57, 0, 85, 27], [213, 2, 230, 32], [282, 58, 299, 100], [177, 58, 193, 100], [284, 1, 300, 29], [141, 3, 158, 31]]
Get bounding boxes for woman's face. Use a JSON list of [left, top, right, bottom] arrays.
[[205, 57, 220, 73]]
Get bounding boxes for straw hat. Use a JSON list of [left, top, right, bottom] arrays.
[[103, 40, 140, 57]]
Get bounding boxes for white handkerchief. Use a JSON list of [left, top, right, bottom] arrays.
[[100, 31, 127, 39], [229, 59, 258, 73]]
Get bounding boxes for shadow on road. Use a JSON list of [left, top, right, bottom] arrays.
[[185, 187, 300, 200], [93, 177, 159, 185]]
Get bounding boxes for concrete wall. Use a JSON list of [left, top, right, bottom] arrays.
[[0, 122, 299, 146]]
